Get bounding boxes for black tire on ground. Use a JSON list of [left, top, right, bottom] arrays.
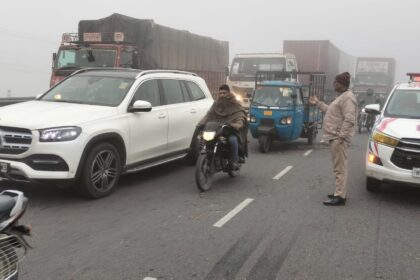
[[76, 142, 121, 199], [358, 117, 363, 134], [366, 177, 381, 192], [195, 154, 213, 192], [258, 135, 271, 153], [307, 126, 317, 145]]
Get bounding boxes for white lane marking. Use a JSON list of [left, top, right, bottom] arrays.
[[303, 149, 313, 157], [144, 277, 157, 280], [213, 198, 254, 228], [273, 166, 293, 180]]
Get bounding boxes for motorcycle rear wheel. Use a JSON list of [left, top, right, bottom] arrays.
[[195, 154, 214, 192]]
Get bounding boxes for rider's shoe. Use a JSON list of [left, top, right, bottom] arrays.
[[238, 156, 245, 164], [232, 162, 241, 171]]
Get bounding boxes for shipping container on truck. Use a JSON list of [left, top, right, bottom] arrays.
[[50, 13, 229, 96], [283, 40, 356, 101], [353, 57, 395, 104]]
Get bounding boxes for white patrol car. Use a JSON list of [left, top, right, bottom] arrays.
[[365, 73, 420, 191]]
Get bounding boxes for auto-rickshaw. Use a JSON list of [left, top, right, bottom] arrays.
[[248, 71, 326, 153]]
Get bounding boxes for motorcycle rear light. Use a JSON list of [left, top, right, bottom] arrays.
[[368, 153, 383, 166]]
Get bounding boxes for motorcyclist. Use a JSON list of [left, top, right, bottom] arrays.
[[198, 84, 247, 170], [358, 89, 380, 129]]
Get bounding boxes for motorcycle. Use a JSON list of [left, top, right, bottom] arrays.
[[0, 190, 31, 280], [358, 106, 376, 133], [195, 122, 242, 192]]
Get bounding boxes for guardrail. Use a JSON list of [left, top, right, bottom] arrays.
[[0, 97, 34, 107]]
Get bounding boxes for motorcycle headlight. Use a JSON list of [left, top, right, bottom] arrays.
[[250, 115, 256, 123], [39, 126, 82, 142], [202, 131, 216, 141], [372, 131, 399, 148], [280, 116, 292, 125]]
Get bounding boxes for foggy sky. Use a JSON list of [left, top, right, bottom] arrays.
[[0, 0, 418, 97]]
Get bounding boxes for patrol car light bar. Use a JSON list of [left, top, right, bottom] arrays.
[[407, 73, 420, 82]]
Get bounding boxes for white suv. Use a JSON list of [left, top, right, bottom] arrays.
[[0, 69, 213, 198], [365, 79, 420, 191]]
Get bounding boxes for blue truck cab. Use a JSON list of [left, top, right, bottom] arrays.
[[249, 72, 325, 153]]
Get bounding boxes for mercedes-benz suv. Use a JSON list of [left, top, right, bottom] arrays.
[[0, 68, 213, 198]]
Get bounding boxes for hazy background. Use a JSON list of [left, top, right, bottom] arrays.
[[0, 0, 418, 97]]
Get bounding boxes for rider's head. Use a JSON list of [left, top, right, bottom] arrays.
[[218, 84, 231, 99]]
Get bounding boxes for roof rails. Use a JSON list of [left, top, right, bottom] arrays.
[[135, 70, 197, 79], [70, 68, 198, 78], [71, 67, 141, 76]]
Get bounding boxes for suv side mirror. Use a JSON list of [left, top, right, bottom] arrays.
[[364, 103, 381, 115], [53, 53, 57, 62], [128, 100, 152, 113]]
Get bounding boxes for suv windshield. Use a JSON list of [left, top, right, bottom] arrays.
[[231, 57, 286, 78], [41, 75, 134, 106], [56, 48, 117, 69], [385, 90, 420, 118], [252, 86, 297, 107]]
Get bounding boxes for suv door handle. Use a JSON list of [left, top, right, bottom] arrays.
[[190, 108, 198, 114], [158, 113, 167, 119]]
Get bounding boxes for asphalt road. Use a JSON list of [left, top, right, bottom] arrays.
[[4, 132, 420, 280]]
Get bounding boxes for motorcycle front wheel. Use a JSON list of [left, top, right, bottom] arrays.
[[195, 154, 214, 192]]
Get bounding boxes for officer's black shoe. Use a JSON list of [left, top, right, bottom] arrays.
[[328, 194, 335, 199], [323, 196, 346, 206]]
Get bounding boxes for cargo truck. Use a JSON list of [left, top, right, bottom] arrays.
[[353, 57, 395, 105], [226, 53, 298, 106], [283, 40, 356, 102], [50, 13, 229, 95]]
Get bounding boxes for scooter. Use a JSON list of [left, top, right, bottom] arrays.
[[0, 190, 31, 280]]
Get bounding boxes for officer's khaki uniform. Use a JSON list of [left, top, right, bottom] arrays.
[[317, 91, 357, 198]]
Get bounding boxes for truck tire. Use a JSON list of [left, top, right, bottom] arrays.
[[366, 177, 381, 192], [76, 143, 121, 199], [258, 135, 271, 153]]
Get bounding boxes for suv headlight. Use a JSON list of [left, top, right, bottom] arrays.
[[39, 127, 82, 142], [372, 131, 399, 147]]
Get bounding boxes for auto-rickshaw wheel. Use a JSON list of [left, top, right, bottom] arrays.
[[258, 135, 271, 153], [307, 126, 317, 145]]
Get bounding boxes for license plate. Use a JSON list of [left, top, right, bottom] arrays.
[[413, 168, 420, 178], [263, 110, 273, 116], [0, 162, 9, 174]]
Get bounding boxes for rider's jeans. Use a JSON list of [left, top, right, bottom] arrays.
[[228, 135, 239, 163]]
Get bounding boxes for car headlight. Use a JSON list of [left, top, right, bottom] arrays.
[[39, 126, 82, 142], [372, 131, 399, 147], [202, 131, 216, 141], [280, 116, 292, 125]]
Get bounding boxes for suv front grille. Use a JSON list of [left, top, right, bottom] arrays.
[[0, 126, 32, 155], [390, 138, 420, 170]]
